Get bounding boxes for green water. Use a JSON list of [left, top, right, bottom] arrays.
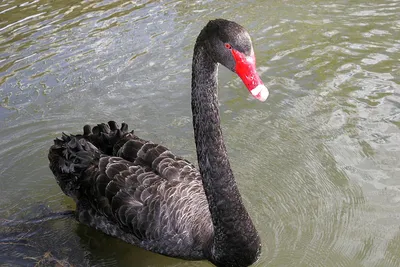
[[1, 0, 399, 266]]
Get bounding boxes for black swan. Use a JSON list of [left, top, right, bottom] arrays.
[[49, 19, 269, 267]]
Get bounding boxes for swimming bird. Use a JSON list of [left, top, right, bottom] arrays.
[[49, 19, 269, 267]]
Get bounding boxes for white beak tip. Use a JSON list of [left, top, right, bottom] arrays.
[[250, 85, 269, 102]]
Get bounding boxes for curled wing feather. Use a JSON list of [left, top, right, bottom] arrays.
[[70, 122, 212, 256]]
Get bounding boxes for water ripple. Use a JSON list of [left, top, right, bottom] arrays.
[[0, 0, 400, 266]]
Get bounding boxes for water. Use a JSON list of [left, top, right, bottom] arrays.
[[1, 0, 399, 266]]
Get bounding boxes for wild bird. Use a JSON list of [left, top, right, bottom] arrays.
[[49, 19, 269, 267]]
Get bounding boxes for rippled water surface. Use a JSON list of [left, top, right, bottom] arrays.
[[1, 0, 400, 266]]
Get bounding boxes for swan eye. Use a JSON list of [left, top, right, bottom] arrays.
[[224, 43, 232, 50]]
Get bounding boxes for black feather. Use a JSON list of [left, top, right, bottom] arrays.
[[49, 18, 262, 267]]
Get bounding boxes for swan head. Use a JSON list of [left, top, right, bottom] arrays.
[[201, 19, 269, 102]]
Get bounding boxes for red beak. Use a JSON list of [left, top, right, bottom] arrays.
[[231, 49, 269, 102]]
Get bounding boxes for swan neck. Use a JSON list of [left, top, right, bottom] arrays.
[[191, 41, 260, 262]]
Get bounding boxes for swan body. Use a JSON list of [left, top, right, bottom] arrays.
[[49, 19, 268, 267]]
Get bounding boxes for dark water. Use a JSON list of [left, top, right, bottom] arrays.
[[1, 0, 399, 266]]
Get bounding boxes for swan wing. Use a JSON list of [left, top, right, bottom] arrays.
[[49, 121, 212, 258]]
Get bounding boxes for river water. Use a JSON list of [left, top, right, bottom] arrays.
[[1, 0, 399, 266]]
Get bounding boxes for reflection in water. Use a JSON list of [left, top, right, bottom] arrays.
[[1, 0, 400, 266]]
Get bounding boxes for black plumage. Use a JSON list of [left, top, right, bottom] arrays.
[[49, 19, 263, 267]]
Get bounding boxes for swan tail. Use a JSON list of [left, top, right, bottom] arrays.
[[48, 133, 100, 198], [48, 121, 136, 198]]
